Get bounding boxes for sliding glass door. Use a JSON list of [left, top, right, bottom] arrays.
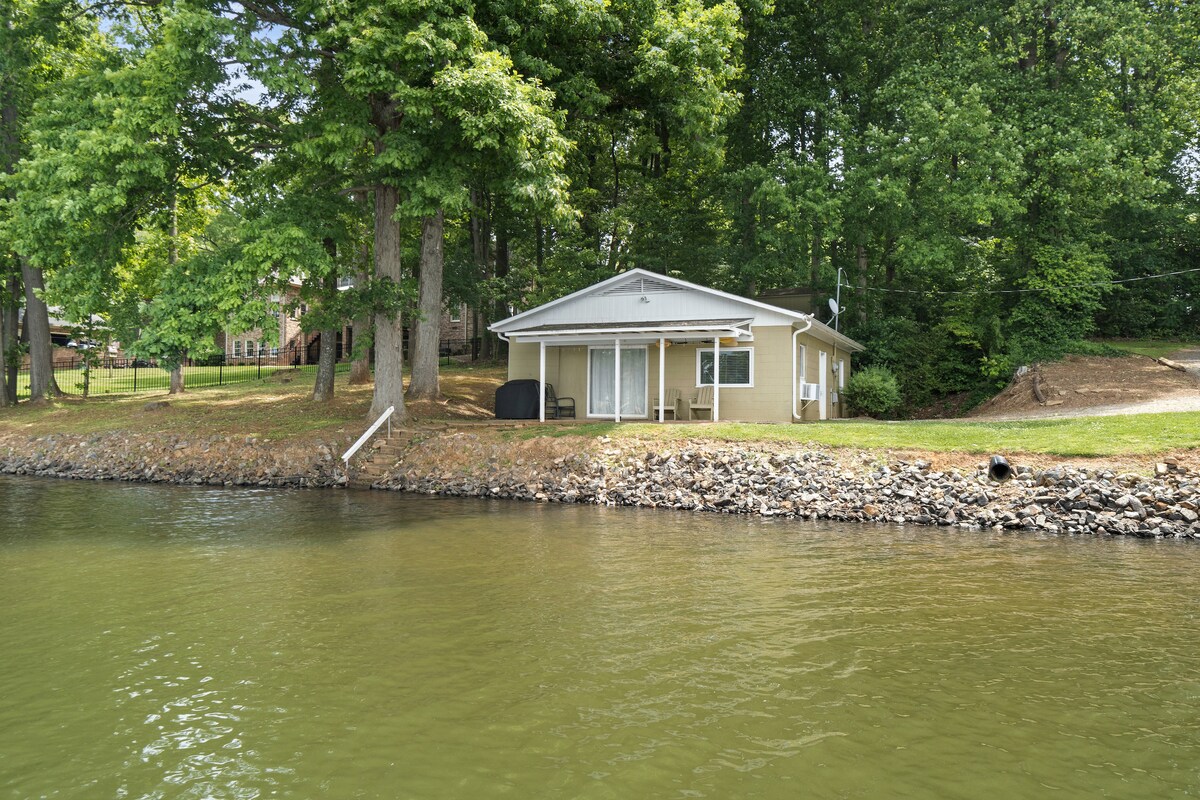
[[588, 346, 647, 417]]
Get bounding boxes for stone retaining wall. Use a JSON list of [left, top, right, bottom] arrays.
[[0, 432, 346, 488], [376, 433, 1200, 539], [5, 427, 1198, 539]]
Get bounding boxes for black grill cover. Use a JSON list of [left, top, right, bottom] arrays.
[[495, 379, 541, 419]]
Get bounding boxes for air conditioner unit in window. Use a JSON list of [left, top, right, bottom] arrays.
[[799, 382, 821, 401]]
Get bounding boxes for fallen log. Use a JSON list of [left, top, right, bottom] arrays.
[[1158, 357, 1187, 372], [1032, 372, 1046, 404]]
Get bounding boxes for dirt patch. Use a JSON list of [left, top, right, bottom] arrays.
[[968, 355, 1200, 420], [404, 368, 505, 421]]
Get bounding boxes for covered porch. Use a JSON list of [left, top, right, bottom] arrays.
[[503, 319, 755, 423]]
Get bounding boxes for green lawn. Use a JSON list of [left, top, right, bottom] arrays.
[[518, 412, 1200, 458], [18, 362, 331, 399], [7, 361, 1198, 459], [1099, 339, 1200, 360], [1, 361, 507, 441]]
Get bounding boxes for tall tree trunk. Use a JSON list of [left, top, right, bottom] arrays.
[[167, 186, 186, 395], [491, 227, 509, 363], [471, 190, 494, 361], [810, 228, 822, 296], [0, 274, 18, 405], [349, 206, 373, 386], [6, 95, 58, 401], [348, 262, 373, 386], [2, 96, 18, 405], [369, 185, 407, 421], [312, 264, 338, 402], [855, 243, 869, 326], [407, 209, 444, 401], [21, 260, 60, 401]]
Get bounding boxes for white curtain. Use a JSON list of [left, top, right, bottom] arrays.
[[589, 347, 647, 416], [589, 348, 616, 416]]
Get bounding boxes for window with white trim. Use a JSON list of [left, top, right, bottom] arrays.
[[697, 347, 753, 387], [233, 340, 242, 357], [449, 305, 462, 323]]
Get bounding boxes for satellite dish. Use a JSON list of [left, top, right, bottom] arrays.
[[828, 298, 840, 316]]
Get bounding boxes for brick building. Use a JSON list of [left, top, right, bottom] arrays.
[[215, 278, 481, 366], [17, 308, 124, 367]]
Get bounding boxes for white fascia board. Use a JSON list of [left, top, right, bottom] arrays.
[[797, 318, 866, 352]]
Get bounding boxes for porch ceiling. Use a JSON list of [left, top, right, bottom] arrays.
[[505, 318, 755, 345]]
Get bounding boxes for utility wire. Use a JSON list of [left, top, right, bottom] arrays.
[[844, 266, 1200, 296]]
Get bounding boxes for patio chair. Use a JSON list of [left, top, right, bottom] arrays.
[[545, 383, 576, 419], [676, 385, 714, 420], [655, 388, 682, 420]]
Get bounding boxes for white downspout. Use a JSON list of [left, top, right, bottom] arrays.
[[792, 317, 814, 421], [832, 344, 839, 419]]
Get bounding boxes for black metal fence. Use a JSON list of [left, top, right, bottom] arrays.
[[13, 337, 481, 400]]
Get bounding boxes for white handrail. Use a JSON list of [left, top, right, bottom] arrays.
[[342, 405, 395, 465]]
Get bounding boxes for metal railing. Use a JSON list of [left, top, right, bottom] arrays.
[[342, 405, 394, 466]]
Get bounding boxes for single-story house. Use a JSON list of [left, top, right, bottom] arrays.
[[489, 269, 865, 423]]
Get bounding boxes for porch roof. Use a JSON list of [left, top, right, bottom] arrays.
[[503, 318, 755, 345]]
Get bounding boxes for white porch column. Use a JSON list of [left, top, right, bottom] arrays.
[[713, 335, 720, 422], [614, 338, 622, 423], [658, 337, 666, 422], [538, 341, 546, 423]]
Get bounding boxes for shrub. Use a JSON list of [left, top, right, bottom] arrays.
[[843, 366, 902, 418]]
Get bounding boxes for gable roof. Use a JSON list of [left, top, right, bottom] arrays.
[[490, 268, 864, 351]]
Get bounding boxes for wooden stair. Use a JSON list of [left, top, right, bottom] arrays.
[[347, 434, 410, 489]]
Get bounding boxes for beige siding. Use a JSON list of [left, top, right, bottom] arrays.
[[794, 333, 852, 421], [508, 326, 852, 423]]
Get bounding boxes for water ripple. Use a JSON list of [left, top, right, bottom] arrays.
[[2, 477, 1200, 798]]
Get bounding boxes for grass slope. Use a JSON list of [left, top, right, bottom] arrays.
[[4, 362, 1197, 460], [1100, 339, 1200, 360], [519, 413, 1200, 458]]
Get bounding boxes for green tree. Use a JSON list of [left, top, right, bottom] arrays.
[[0, 0, 92, 402], [7, 2, 253, 394], [227, 0, 572, 417]]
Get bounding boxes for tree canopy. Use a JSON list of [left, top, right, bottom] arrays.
[[3, 0, 1198, 412]]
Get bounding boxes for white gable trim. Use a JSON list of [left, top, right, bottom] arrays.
[[490, 268, 865, 352], [491, 269, 814, 330], [490, 270, 658, 331]]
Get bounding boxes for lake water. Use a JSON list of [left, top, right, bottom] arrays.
[[2, 475, 1200, 798]]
